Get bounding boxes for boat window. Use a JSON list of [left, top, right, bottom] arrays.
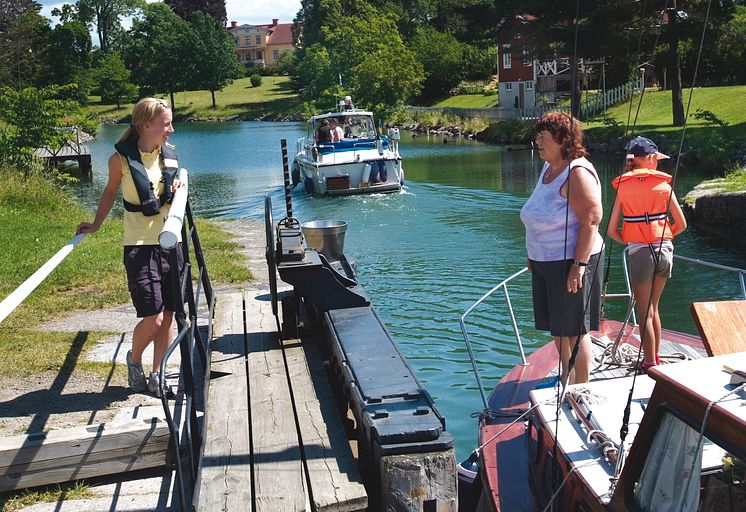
[[632, 411, 746, 511], [342, 116, 375, 139]]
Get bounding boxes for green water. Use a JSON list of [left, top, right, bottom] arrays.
[[76, 122, 746, 459]]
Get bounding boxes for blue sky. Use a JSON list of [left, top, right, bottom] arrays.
[[37, 0, 302, 26]]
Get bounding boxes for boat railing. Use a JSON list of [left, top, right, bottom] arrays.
[[459, 267, 531, 411], [460, 249, 746, 412]]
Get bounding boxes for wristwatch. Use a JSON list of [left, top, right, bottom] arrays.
[[573, 259, 588, 267]]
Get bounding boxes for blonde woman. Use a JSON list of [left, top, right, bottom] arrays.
[[77, 97, 183, 396]]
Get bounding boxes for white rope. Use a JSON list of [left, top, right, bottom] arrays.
[[0, 234, 85, 324]]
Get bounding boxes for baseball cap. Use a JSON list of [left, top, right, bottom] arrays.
[[625, 136, 669, 159]]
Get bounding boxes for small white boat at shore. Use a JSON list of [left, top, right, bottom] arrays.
[[292, 109, 403, 196]]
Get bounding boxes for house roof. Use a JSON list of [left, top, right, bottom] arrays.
[[228, 22, 294, 46], [260, 23, 293, 46]]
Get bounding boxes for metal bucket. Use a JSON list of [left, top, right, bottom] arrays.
[[301, 220, 347, 261]]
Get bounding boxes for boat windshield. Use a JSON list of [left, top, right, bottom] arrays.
[[311, 115, 376, 140]]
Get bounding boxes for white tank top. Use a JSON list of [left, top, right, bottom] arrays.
[[520, 156, 603, 261]]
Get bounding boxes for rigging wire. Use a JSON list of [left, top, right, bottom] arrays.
[[615, 0, 716, 473]]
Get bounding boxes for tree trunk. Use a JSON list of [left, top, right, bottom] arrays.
[[170, 91, 176, 113], [211, 90, 216, 108], [667, 9, 685, 126]]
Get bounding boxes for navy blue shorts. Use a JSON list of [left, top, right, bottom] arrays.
[[123, 244, 185, 318], [529, 250, 603, 337]]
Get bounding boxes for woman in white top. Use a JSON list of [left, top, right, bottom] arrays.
[[520, 112, 604, 384]]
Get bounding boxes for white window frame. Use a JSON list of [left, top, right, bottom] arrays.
[[506, 82, 513, 92], [244, 36, 250, 46], [502, 45, 511, 69], [526, 81, 533, 90], [523, 48, 532, 67], [255, 35, 261, 45]]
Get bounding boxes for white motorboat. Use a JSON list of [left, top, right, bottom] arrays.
[[292, 109, 403, 196]]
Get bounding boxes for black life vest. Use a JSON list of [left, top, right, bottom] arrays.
[[115, 140, 179, 216]]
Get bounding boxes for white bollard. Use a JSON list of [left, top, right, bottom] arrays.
[[159, 168, 189, 250]]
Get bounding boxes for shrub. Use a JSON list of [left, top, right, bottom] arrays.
[[250, 74, 262, 87]]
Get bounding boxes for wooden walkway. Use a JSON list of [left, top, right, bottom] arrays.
[[196, 289, 367, 511], [34, 144, 92, 177]]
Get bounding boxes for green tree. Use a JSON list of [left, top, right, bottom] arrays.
[[189, 11, 243, 107], [123, 3, 193, 109], [43, 21, 92, 94], [76, 0, 143, 53], [0, 0, 49, 88], [164, 0, 226, 22], [713, 5, 746, 84], [350, 44, 423, 115], [275, 49, 298, 75], [92, 51, 136, 107], [0, 85, 80, 167], [409, 27, 465, 101]]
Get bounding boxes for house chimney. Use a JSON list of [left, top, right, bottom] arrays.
[[230, 21, 237, 29], [272, 18, 279, 26]]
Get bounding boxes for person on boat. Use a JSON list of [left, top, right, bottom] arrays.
[[330, 118, 345, 142], [607, 136, 687, 372], [520, 111, 604, 384], [316, 119, 332, 143], [343, 95, 355, 111], [76, 97, 184, 396]]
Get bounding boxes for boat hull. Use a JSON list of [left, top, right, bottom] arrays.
[[477, 320, 705, 512]]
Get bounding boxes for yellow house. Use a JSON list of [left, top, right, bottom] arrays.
[[229, 19, 294, 67]]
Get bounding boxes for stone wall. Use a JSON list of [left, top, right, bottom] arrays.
[[684, 181, 746, 248]]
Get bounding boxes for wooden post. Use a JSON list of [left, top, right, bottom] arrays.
[[380, 450, 458, 511]]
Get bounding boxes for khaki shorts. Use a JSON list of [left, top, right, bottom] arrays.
[[629, 241, 673, 283]]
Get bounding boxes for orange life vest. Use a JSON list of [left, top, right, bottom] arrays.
[[611, 168, 673, 243]]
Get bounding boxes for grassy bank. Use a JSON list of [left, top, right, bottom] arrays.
[[0, 167, 252, 377], [85, 76, 304, 123], [584, 85, 746, 172], [431, 93, 499, 108]]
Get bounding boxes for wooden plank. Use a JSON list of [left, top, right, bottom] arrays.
[[248, 290, 308, 512], [0, 450, 166, 492], [283, 339, 367, 512], [691, 300, 746, 356], [0, 419, 170, 492], [197, 290, 252, 512]]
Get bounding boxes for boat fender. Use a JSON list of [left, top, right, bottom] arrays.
[[457, 450, 482, 512], [291, 162, 301, 188], [376, 138, 384, 155], [361, 162, 371, 188], [400, 167, 405, 186], [304, 177, 314, 194]]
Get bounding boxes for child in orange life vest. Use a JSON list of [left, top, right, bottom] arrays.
[[606, 136, 687, 371]]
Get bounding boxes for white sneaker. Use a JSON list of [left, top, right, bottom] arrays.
[[148, 371, 162, 397]]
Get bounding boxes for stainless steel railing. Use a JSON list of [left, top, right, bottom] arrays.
[[459, 249, 745, 412]]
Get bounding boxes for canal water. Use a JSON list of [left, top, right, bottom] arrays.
[[75, 122, 745, 459]]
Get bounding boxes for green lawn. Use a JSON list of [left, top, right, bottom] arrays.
[[86, 76, 304, 123], [585, 85, 746, 158], [0, 167, 252, 377], [431, 93, 500, 108]]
